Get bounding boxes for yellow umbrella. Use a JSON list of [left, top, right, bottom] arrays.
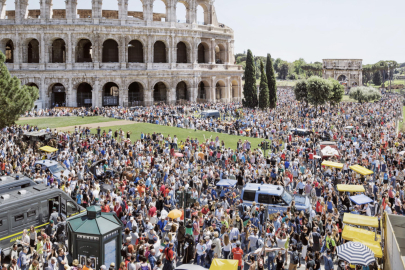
[[39, 146, 58, 153], [350, 165, 374, 175], [167, 209, 182, 219], [321, 161, 344, 169]]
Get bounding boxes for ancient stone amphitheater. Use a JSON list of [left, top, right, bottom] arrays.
[[0, 0, 243, 108]]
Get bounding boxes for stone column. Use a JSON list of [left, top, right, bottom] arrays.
[[67, 0, 77, 23], [120, 36, 126, 69], [13, 37, 20, 70], [40, 33, 46, 70], [225, 41, 230, 65], [189, 87, 197, 102], [168, 87, 176, 104], [93, 35, 100, 69], [15, 0, 29, 24], [144, 0, 152, 25], [40, 76, 46, 108], [119, 0, 128, 25], [92, 0, 102, 24], [210, 76, 216, 103], [93, 80, 101, 107], [66, 32, 72, 69], [210, 38, 215, 64], [226, 77, 231, 102], [0, 0, 6, 19], [146, 35, 152, 69]]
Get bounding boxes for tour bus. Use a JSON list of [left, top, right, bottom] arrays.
[[0, 184, 84, 258], [0, 174, 37, 194], [241, 183, 311, 215]]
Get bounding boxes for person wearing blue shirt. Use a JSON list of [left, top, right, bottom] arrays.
[[285, 160, 290, 169], [322, 249, 334, 270]]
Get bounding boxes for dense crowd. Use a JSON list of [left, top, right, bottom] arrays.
[[1, 89, 403, 270]]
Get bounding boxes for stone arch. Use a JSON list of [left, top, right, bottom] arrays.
[[23, 38, 40, 63], [77, 82, 93, 107], [128, 81, 144, 105], [176, 41, 188, 63], [0, 38, 14, 63], [153, 81, 169, 103], [48, 83, 67, 108], [128, 40, 144, 63], [197, 42, 209, 64], [76, 39, 93, 63], [154, 41, 167, 63], [128, 0, 144, 20], [215, 43, 226, 64], [176, 81, 188, 101], [102, 82, 120, 106], [102, 39, 119, 63], [196, 2, 208, 25], [51, 38, 66, 63], [337, 75, 346, 82], [153, 0, 167, 21], [176, 1, 188, 23], [231, 80, 239, 99], [197, 80, 210, 101], [215, 80, 226, 101]]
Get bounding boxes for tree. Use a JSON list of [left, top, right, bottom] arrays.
[[258, 60, 269, 109], [294, 79, 309, 106], [372, 71, 382, 85], [278, 61, 289, 80], [293, 58, 306, 75], [350, 86, 381, 103], [0, 52, 39, 128], [362, 64, 373, 85], [307, 76, 332, 112], [266, 54, 277, 109], [328, 78, 345, 106], [242, 49, 258, 108]]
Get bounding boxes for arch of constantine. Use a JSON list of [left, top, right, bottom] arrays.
[[322, 59, 363, 89], [0, 0, 243, 108]]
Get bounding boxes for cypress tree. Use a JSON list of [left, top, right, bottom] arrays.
[[0, 51, 39, 128], [258, 60, 269, 109], [372, 71, 382, 86], [242, 49, 258, 108], [266, 53, 277, 109]]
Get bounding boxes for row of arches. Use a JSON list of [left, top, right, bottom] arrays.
[[1, 38, 226, 64], [2, 0, 209, 25], [26, 79, 240, 108]]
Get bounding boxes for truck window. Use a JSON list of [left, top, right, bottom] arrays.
[[243, 190, 256, 201], [258, 194, 274, 204], [67, 201, 78, 214], [14, 214, 24, 222], [27, 210, 36, 217]]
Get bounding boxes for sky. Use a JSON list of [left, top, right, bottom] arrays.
[[6, 0, 405, 64]]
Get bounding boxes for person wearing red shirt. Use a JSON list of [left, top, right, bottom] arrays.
[[113, 200, 122, 217], [232, 241, 244, 270], [101, 201, 110, 212], [148, 205, 157, 219], [163, 243, 175, 269]]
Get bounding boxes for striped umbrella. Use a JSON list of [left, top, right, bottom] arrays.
[[336, 242, 375, 265]]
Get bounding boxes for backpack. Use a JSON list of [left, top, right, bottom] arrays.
[[121, 245, 128, 257], [296, 241, 303, 252], [293, 251, 300, 265]]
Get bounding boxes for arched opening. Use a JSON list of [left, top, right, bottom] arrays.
[[51, 38, 66, 63], [176, 42, 187, 63], [51, 0, 66, 19], [154, 41, 167, 63], [102, 82, 119, 106], [4, 0, 15, 16], [198, 81, 208, 101], [27, 39, 40, 63], [102, 0, 119, 19], [76, 39, 92, 63], [26, 83, 40, 100], [176, 2, 187, 23], [337, 75, 346, 82], [4, 39, 14, 63], [198, 43, 209, 64], [176, 81, 188, 101], [153, 82, 167, 103], [153, 0, 166, 22], [128, 40, 144, 63], [216, 81, 226, 101], [76, 1, 92, 18], [102, 39, 119, 63], [215, 44, 226, 64], [196, 5, 206, 25], [128, 0, 144, 20], [232, 80, 239, 99], [128, 82, 144, 106], [50, 83, 66, 108], [77, 83, 93, 107]]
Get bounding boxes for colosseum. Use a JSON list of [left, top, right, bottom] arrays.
[[0, 0, 243, 109]]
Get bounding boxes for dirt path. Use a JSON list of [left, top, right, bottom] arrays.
[[56, 120, 136, 131]]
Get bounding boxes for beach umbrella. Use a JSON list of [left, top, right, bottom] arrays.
[[174, 153, 184, 158], [337, 242, 375, 265], [168, 209, 182, 219]]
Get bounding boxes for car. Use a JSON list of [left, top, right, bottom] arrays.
[[290, 128, 312, 137], [200, 110, 220, 119], [34, 160, 71, 185], [241, 183, 311, 215]]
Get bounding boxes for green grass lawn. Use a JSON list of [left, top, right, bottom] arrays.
[[342, 95, 357, 102], [16, 116, 121, 129], [88, 123, 269, 151]]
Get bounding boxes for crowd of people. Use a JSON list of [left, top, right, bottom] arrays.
[[1, 89, 403, 270]]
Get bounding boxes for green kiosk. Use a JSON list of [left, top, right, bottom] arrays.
[[67, 206, 123, 269]]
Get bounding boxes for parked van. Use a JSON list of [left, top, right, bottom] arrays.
[[0, 174, 37, 193], [200, 110, 220, 119], [241, 183, 311, 215], [34, 160, 71, 185], [290, 128, 312, 137], [0, 184, 84, 257]]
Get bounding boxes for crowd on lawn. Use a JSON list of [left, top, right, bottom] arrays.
[[1, 89, 403, 270]]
